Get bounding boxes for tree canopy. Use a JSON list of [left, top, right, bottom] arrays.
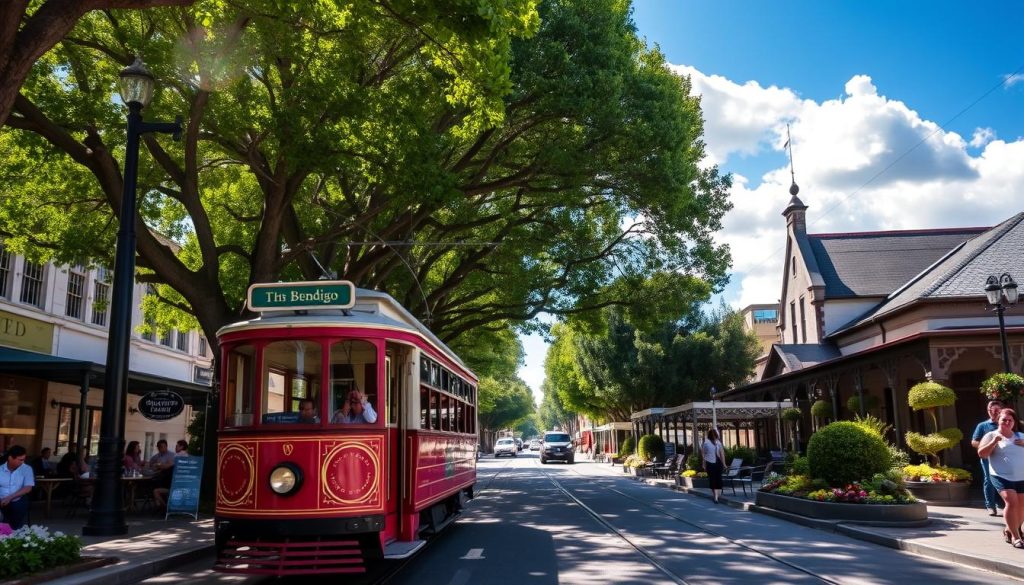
[[546, 303, 761, 421], [0, 0, 731, 361]]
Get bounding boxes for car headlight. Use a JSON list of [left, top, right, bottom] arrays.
[[269, 463, 303, 496]]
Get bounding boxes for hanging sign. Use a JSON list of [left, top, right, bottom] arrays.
[[166, 455, 203, 520], [247, 280, 356, 312], [138, 390, 185, 421]]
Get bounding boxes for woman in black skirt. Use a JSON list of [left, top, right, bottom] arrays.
[[702, 428, 726, 503]]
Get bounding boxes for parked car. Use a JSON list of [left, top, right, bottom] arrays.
[[529, 440, 541, 451], [494, 438, 518, 457], [540, 431, 574, 464]]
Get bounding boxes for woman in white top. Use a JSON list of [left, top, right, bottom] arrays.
[[701, 428, 727, 504], [977, 408, 1024, 548]]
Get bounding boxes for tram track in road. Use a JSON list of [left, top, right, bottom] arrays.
[[540, 461, 838, 585]]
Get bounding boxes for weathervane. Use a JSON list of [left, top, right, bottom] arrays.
[[784, 123, 799, 196]]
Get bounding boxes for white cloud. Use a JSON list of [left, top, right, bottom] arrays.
[[1005, 73, 1024, 87], [971, 127, 996, 148], [667, 66, 1024, 310]]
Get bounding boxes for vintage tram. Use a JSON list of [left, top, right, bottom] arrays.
[[213, 281, 478, 576]]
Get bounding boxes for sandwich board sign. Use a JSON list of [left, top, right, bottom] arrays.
[[166, 455, 203, 520]]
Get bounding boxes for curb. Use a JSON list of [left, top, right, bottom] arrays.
[[44, 543, 215, 585]]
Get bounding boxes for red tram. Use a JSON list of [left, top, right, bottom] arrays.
[[213, 281, 478, 576]]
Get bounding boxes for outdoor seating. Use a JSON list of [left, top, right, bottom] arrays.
[[728, 461, 775, 496], [720, 459, 745, 495], [653, 454, 683, 479]]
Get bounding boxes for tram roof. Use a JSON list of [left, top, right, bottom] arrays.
[[217, 288, 472, 377]]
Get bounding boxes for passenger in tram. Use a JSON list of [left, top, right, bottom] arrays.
[[331, 389, 377, 424], [298, 399, 320, 423]]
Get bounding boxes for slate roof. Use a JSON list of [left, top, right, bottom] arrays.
[[768, 343, 841, 374], [834, 212, 1024, 334], [807, 227, 989, 298]]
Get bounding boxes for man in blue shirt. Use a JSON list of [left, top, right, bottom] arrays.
[[0, 445, 35, 529], [972, 399, 1004, 516]]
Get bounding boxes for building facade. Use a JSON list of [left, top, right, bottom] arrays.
[[0, 243, 213, 461]]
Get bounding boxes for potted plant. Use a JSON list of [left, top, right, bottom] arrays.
[[781, 407, 803, 453], [678, 469, 709, 489], [903, 381, 970, 505], [980, 372, 1024, 403]]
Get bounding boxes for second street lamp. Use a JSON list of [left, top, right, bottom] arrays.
[[83, 57, 181, 537], [984, 272, 1019, 375]]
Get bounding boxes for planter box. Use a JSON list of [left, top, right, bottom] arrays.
[[677, 476, 709, 489], [904, 480, 970, 506], [755, 490, 928, 524]]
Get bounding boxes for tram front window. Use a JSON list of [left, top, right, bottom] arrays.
[[328, 340, 378, 424], [261, 340, 322, 424]]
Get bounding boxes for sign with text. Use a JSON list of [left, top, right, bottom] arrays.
[[0, 309, 54, 353], [138, 390, 185, 421], [166, 455, 203, 520], [664, 442, 676, 459], [247, 280, 356, 312]]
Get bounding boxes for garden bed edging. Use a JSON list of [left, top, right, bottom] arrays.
[[754, 490, 928, 524]]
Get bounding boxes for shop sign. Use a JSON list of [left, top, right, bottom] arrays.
[[247, 280, 355, 312], [193, 365, 213, 385], [0, 309, 54, 353], [138, 390, 185, 421]]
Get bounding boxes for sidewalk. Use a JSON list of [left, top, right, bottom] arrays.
[[10, 508, 214, 585], [594, 462, 1024, 581]]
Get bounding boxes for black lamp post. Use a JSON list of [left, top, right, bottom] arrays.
[[985, 272, 1019, 374], [83, 57, 180, 536]]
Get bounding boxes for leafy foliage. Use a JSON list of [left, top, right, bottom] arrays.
[[618, 436, 636, 458], [907, 382, 956, 410], [903, 463, 971, 482], [637, 434, 665, 461], [724, 445, 755, 465], [0, 525, 82, 579], [905, 429, 963, 459], [810, 399, 832, 419], [980, 372, 1024, 402], [781, 407, 802, 423], [807, 421, 891, 487], [845, 394, 879, 413], [904, 381, 960, 465], [477, 376, 534, 436]]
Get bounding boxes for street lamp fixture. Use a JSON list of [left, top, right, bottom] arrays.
[[710, 385, 718, 433], [83, 57, 181, 537], [984, 272, 1019, 374]]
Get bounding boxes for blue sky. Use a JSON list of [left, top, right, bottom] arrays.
[[518, 1, 1024, 402]]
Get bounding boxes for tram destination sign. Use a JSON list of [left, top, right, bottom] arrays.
[[248, 280, 356, 312]]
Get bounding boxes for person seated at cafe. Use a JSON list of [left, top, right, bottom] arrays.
[[174, 439, 189, 457], [298, 399, 320, 423], [0, 446, 35, 530], [31, 447, 57, 477], [56, 443, 78, 478], [151, 440, 188, 511], [145, 439, 175, 477], [331, 389, 377, 424], [123, 441, 144, 475]]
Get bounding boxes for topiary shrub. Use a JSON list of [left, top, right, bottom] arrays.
[[807, 421, 891, 486], [781, 407, 802, 423], [637, 434, 665, 461], [810, 399, 832, 419], [905, 380, 960, 466], [618, 436, 636, 458], [845, 394, 879, 413]]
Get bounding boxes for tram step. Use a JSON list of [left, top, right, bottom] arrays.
[[215, 538, 367, 576], [383, 539, 425, 559]]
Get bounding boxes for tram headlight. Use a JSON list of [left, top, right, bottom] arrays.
[[269, 463, 303, 496]]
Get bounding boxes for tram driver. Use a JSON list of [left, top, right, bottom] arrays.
[[298, 399, 320, 423], [331, 389, 377, 424]]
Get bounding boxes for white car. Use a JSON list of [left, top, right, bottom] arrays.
[[494, 438, 518, 457]]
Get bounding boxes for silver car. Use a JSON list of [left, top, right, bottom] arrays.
[[494, 438, 518, 457]]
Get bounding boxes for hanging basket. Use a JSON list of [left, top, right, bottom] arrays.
[[980, 373, 1024, 402]]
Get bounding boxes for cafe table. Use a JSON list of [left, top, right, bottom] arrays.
[[121, 474, 150, 512], [33, 476, 71, 518]]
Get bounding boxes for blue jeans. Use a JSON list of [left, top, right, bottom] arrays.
[[981, 459, 999, 509], [1, 496, 30, 530]]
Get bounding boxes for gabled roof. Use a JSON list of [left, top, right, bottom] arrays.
[[833, 212, 1024, 334], [762, 343, 841, 378], [807, 227, 988, 298]]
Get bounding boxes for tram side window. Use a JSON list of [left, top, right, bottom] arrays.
[[261, 340, 322, 424], [223, 344, 256, 427], [419, 386, 429, 428], [328, 340, 378, 424]]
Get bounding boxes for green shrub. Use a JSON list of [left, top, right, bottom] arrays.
[[637, 434, 665, 461], [907, 381, 955, 409], [618, 436, 636, 458], [846, 394, 880, 413], [905, 429, 962, 457], [0, 526, 82, 579], [686, 452, 702, 471], [810, 399, 832, 418], [807, 421, 891, 486], [781, 407, 803, 423], [852, 413, 890, 438], [725, 445, 756, 465], [980, 372, 1024, 402], [791, 455, 810, 476]]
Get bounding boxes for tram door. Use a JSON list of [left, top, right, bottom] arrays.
[[384, 346, 404, 538]]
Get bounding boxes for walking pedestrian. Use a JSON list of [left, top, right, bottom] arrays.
[[973, 399, 1004, 516], [977, 408, 1024, 548], [702, 428, 726, 504]]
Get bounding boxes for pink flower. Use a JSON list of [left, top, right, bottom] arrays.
[[0, 523, 12, 537]]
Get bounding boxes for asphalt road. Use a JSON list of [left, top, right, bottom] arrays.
[[141, 451, 1020, 584]]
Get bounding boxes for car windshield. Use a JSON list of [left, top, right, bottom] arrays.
[[497, 439, 514, 445], [545, 433, 570, 443]]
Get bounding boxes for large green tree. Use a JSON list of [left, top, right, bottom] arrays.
[[0, 0, 730, 356], [0, 0, 195, 127], [477, 375, 534, 447]]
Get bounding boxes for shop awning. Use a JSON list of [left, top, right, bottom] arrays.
[[0, 346, 211, 405]]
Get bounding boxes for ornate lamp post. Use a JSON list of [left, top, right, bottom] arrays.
[[83, 58, 180, 536], [985, 272, 1019, 374], [710, 385, 718, 433]]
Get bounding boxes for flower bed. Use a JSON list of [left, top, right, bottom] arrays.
[[0, 524, 83, 581], [901, 464, 970, 506], [677, 473, 709, 489], [754, 491, 928, 524]]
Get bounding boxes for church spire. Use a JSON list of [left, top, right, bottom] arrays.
[[781, 123, 807, 232]]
